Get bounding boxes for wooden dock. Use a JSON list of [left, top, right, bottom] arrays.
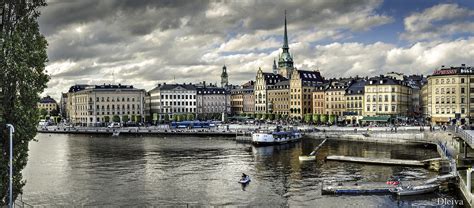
[[326, 155, 427, 167]]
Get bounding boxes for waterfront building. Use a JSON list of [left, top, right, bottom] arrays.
[[66, 84, 146, 126], [196, 84, 231, 119], [421, 82, 429, 120], [144, 92, 151, 122], [312, 84, 328, 115], [325, 78, 352, 117], [344, 79, 365, 124], [230, 88, 244, 115], [426, 65, 474, 125], [38, 95, 59, 116], [363, 76, 411, 118], [221, 65, 229, 88], [289, 69, 324, 119], [405, 75, 425, 119], [277, 11, 294, 79], [267, 80, 290, 115], [149, 83, 197, 121], [254, 67, 286, 114], [59, 92, 68, 118], [242, 82, 255, 114]]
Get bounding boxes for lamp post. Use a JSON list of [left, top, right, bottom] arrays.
[[6, 124, 14, 208]]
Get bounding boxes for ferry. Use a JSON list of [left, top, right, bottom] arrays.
[[251, 126, 302, 146]]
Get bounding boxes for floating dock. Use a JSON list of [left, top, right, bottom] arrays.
[[325, 155, 433, 167], [322, 181, 395, 195]]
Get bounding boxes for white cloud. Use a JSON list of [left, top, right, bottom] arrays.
[[401, 3, 474, 41]]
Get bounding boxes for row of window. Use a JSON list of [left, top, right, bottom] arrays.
[[93, 97, 138, 102], [435, 108, 465, 114], [366, 95, 398, 102], [160, 94, 196, 100], [366, 105, 397, 112]]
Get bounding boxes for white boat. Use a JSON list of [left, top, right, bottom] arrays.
[[238, 176, 251, 184], [251, 127, 302, 146], [389, 183, 438, 196]]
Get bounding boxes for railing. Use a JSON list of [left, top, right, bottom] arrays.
[[454, 126, 474, 147], [14, 195, 34, 208]]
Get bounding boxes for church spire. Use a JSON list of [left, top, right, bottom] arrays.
[[282, 10, 289, 52]]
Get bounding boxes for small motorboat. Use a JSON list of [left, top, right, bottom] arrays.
[[238, 176, 251, 184], [389, 183, 438, 196]]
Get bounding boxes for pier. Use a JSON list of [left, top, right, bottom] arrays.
[[325, 155, 437, 167]]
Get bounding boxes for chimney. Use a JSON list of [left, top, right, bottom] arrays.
[[462, 64, 466, 67], [203, 81, 206, 87]]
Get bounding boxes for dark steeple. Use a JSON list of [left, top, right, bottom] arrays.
[[282, 10, 289, 52], [278, 10, 294, 78]]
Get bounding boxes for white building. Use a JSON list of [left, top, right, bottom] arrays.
[[149, 83, 197, 121], [66, 84, 146, 126]]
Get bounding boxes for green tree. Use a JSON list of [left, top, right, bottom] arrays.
[[329, 114, 337, 124], [312, 114, 320, 124], [112, 115, 120, 122], [256, 113, 262, 120], [282, 114, 288, 120], [248, 113, 254, 119], [275, 113, 281, 120], [104, 116, 110, 123], [136, 115, 142, 123], [268, 113, 275, 120], [304, 114, 312, 123], [164, 114, 170, 123], [0, 1, 49, 204], [39, 108, 47, 118], [241, 112, 246, 117], [261, 113, 268, 120], [320, 114, 328, 123], [122, 115, 129, 123], [186, 113, 195, 121]]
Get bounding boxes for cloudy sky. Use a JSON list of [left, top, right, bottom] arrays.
[[39, 0, 474, 100]]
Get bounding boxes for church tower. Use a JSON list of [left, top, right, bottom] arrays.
[[278, 11, 294, 79], [221, 65, 228, 88]]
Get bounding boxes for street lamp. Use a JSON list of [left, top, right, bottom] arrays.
[[6, 124, 14, 208]]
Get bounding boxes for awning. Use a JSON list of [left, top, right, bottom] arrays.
[[360, 116, 391, 122]]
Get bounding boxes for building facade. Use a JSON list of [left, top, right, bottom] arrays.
[[344, 79, 365, 124], [66, 84, 146, 126], [38, 95, 58, 116], [254, 67, 286, 114], [312, 84, 327, 115], [426, 65, 474, 125], [267, 80, 290, 115], [149, 83, 197, 121], [363, 76, 411, 117], [196, 86, 231, 117], [289, 70, 324, 119]]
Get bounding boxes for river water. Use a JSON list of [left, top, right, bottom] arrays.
[[22, 133, 462, 207]]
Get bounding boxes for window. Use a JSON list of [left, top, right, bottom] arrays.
[[461, 78, 465, 83], [392, 105, 396, 112], [462, 97, 465, 104], [462, 108, 466, 114], [461, 88, 465, 94]]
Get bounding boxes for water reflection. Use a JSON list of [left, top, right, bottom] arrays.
[[22, 134, 460, 207]]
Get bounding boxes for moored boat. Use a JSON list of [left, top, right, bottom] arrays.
[[251, 126, 302, 146]]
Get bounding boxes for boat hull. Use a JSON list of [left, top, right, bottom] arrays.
[[390, 184, 438, 196], [252, 132, 302, 146]]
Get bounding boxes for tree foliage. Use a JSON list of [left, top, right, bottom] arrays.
[[0, 0, 49, 205]]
